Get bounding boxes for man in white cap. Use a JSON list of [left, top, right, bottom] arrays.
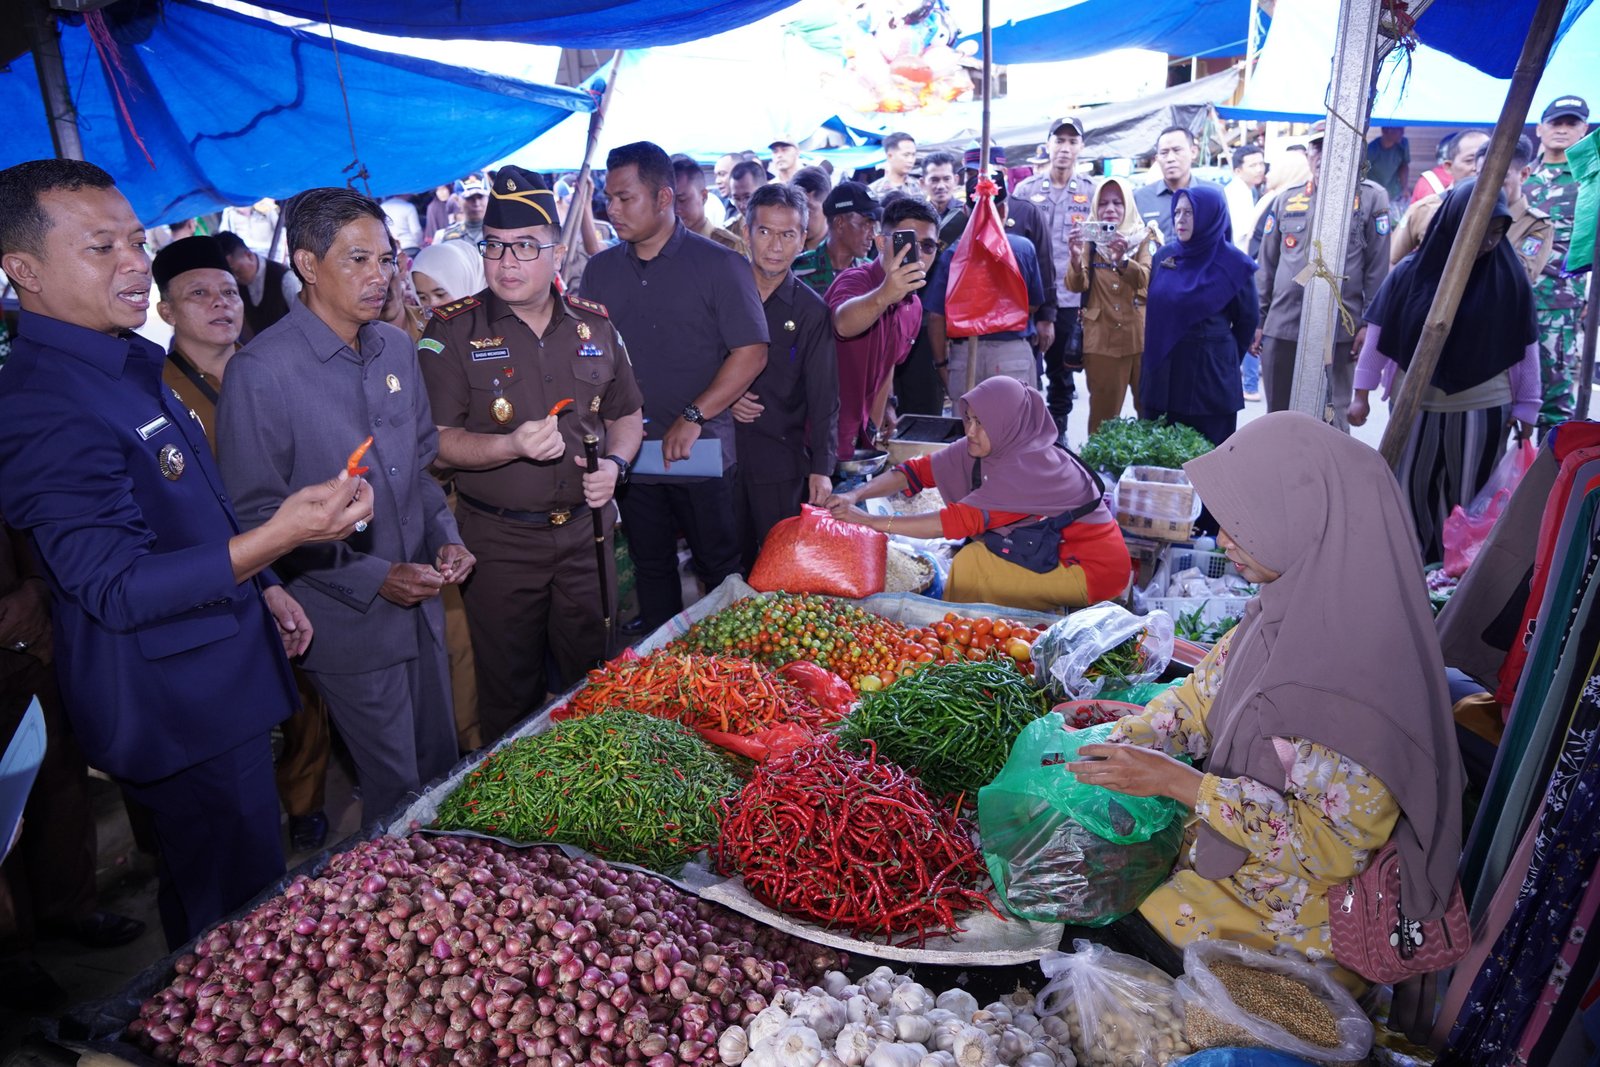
[[768, 138, 802, 183], [437, 175, 489, 247]]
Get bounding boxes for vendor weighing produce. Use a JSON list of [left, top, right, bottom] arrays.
[[1067, 413, 1464, 991], [826, 376, 1130, 612]]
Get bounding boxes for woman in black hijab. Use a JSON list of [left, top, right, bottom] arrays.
[[1349, 178, 1539, 563]]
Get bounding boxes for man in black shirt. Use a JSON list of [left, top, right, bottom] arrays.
[[579, 142, 769, 630]]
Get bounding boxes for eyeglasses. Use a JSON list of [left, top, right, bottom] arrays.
[[478, 239, 556, 261], [893, 238, 941, 256]]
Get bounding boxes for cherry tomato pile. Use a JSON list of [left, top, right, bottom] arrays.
[[904, 612, 1046, 677], [674, 593, 925, 689]]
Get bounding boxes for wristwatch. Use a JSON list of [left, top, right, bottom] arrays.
[[604, 453, 632, 484], [681, 404, 706, 425]]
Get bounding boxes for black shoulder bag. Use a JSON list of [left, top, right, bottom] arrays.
[[975, 446, 1106, 573]]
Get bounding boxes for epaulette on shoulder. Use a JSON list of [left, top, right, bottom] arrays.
[[432, 295, 481, 321], [568, 295, 610, 318]]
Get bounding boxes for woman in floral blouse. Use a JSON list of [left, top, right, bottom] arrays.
[[1070, 412, 1466, 988]]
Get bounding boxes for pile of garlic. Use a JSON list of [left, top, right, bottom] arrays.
[[717, 967, 1078, 1067]]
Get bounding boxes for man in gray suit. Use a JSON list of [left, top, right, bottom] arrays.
[[218, 188, 474, 820]]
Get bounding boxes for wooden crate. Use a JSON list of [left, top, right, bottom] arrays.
[[1114, 466, 1199, 542]]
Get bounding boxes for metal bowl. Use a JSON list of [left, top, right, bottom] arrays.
[[836, 448, 889, 479]]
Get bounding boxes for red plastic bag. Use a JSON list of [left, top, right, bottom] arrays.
[[944, 175, 1030, 336], [695, 723, 812, 763], [748, 505, 887, 598], [1442, 438, 1537, 577], [776, 661, 856, 719]]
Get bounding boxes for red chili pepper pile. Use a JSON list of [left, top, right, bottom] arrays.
[[559, 651, 832, 734], [714, 736, 1000, 947]]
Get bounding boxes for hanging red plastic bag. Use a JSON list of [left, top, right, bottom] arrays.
[[1442, 438, 1537, 577], [748, 505, 887, 599], [944, 174, 1030, 336]]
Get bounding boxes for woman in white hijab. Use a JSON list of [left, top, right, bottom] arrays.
[[411, 239, 486, 310]]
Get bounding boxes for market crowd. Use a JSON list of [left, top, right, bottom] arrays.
[[0, 90, 1589, 1006]]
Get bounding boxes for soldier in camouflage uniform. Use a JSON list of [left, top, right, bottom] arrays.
[[1526, 95, 1591, 428]]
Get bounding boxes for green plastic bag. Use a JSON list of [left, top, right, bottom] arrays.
[[979, 716, 1185, 925], [1099, 680, 1184, 706]]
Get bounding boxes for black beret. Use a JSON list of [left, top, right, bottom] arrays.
[[484, 166, 559, 231], [153, 235, 232, 291]]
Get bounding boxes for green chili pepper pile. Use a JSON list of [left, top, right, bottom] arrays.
[[433, 709, 741, 873], [836, 660, 1052, 799]]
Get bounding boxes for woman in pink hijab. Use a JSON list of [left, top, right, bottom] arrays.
[[827, 376, 1130, 611], [1070, 412, 1464, 988]]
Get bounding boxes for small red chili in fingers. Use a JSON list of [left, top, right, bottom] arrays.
[[547, 397, 575, 418], [346, 435, 374, 477]]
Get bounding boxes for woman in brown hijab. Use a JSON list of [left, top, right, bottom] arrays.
[[1070, 412, 1464, 987]]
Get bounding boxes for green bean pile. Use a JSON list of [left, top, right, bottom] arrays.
[[836, 659, 1052, 799], [433, 709, 741, 873]]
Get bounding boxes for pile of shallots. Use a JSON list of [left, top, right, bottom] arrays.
[[128, 834, 841, 1066]]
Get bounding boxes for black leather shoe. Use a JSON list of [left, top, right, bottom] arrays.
[[289, 810, 329, 852], [40, 911, 146, 949]]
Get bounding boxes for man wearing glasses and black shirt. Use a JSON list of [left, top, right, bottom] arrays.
[[419, 167, 643, 743]]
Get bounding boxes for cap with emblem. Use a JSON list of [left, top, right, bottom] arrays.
[[962, 141, 1007, 169], [1542, 95, 1589, 123], [823, 181, 882, 220], [153, 235, 231, 291], [769, 138, 797, 149], [1049, 116, 1086, 139], [460, 176, 489, 199], [484, 166, 558, 230]]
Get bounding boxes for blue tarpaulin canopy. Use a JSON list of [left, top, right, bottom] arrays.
[[1220, 0, 1599, 126], [0, 0, 595, 224], [972, 0, 1594, 78], [221, 0, 802, 48]]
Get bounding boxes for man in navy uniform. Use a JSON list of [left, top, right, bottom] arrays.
[[0, 160, 372, 946]]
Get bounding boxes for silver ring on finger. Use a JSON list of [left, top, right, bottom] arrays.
[[354, 520, 369, 533], [10, 641, 27, 652]]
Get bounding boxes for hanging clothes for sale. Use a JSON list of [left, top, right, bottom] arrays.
[[1457, 441, 1600, 911], [1441, 628, 1600, 1064]]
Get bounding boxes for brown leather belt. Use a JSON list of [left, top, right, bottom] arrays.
[[458, 492, 588, 527]]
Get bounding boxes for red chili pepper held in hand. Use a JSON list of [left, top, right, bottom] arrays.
[[548, 398, 575, 418], [346, 435, 374, 477]]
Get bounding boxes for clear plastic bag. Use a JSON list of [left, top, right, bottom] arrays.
[[1441, 438, 1537, 578], [1175, 940, 1374, 1064], [1035, 940, 1189, 1066], [1031, 603, 1176, 701], [979, 718, 1185, 925]]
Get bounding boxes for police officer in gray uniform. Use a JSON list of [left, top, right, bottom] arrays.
[[1254, 121, 1391, 430]]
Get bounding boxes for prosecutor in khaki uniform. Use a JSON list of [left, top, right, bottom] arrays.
[[1255, 121, 1391, 430], [419, 168, 644, 745]]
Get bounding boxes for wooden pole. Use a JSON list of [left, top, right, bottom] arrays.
[[967, 0, 993, 397], [560, 50, 625, 258], [24, 0, 82, 160], [1576, 216, 1600, 420], [1379, 0, 1570, 466]]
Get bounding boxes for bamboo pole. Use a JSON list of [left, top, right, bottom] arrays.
[[560, 50, 625, 259], [1378, 0, 1570, 466]]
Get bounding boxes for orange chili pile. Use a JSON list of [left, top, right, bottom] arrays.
[[560, 651, 833, 735], [714, 736, 1000, 947]]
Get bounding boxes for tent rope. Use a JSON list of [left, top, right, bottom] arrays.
[[83, 11, 155, 169], [322, 0, 371, 194]]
